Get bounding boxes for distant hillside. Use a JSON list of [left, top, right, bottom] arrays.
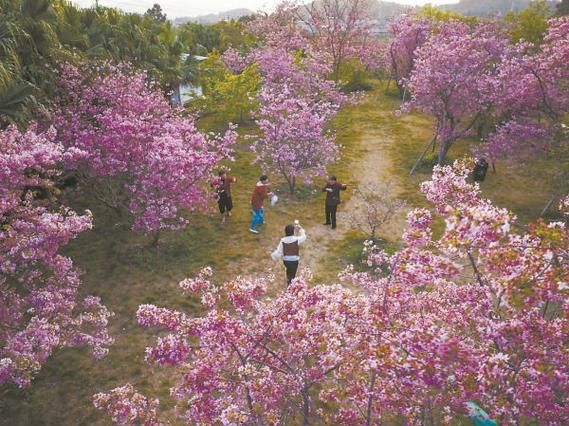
[[443, 0, 558, 16], [173, 8, 254, 26], [370, 1, 415, 17], [171, 0, 559, 28]]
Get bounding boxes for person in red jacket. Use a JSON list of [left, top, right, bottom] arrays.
[[249, 175, 273, 234], [322, 175, 347, 229]]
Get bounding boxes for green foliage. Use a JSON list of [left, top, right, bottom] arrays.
[[144, 3, 166, 24], [418, 5, 478, 24], [212, 20, 252, 51], [198, 51, 260, 123], [505, 0, 550, 45], [178, 22, 222, 55], [0, 81, 36, 124], [0, 0, 253, 126], [0, 0, 62, 126], [339, 59, 373, 93]]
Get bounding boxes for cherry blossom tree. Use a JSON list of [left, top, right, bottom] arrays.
[[95, 159, 569, 424], [0, 124, 113, 388], [385, 15, 432, 98], [485, 17, 569, 160], [54, 63, 237, 236], [400, 16, 569, 172], [245, 1, 309, 53], [299, 0, 375, 81], [404, 21, 511, 165], [220, 3, 365, 194], [243, 0, 376, 81], [251, 48, 348, 194]]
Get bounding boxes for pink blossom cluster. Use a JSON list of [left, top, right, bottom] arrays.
[[0, 125, 112, 387], [54, 63, 237, 233], [96, 159, 569, 424], [298, 0, 376, 78], [93, 383, 161, 426], [246, 1, 309, 53], [222, 45, 347, 192]]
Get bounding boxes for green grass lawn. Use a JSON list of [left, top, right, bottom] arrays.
[[1, 84, 564, 425]]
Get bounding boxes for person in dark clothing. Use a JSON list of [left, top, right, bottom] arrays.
[[214, 170, 237, 223], [271, 223, 307, 284], [322, 176, 347, 229]]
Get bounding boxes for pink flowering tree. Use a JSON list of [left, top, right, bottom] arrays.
[[298, 0, 375, 81], [0, 125, 113, 388], [95, 159, 569, 424], [246, 2, 309, 52], [243, 0, 377, 81], [54, 63, 237, 237], [404, 21, 512, 166], [251, 49, 347, 194], [97, 268, 372, 425], [386, 15, 432, 98], [485, 17, 569, 160], [222, 3, 364, 195]]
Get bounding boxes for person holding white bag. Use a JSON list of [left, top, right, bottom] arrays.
[[249, 175, 273, 234]]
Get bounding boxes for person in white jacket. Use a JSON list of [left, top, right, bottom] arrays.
[[271, 223, 307, 285]]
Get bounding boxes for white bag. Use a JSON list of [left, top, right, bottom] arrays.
[[270, 194, 278, 206]]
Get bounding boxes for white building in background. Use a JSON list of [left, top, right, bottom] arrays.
[[171, 54, 207, 105]]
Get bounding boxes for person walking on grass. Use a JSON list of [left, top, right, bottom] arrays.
[[271, 222, 307, 284], [323, 175, 347, 229], [250, 175, 273, 234], [214, 169, 237, 223]]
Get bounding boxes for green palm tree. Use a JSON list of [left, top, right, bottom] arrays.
[[0, 80, 36, 124]]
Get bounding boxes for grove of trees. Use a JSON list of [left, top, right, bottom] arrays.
[[95, 160, 569, 425], [1, 0, 568, 424]]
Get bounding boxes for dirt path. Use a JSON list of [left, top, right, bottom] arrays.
[[188, 94, 411, 285], [301, 96, 410, 278]]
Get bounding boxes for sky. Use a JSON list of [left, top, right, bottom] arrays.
[[71, 0, 460, 19]]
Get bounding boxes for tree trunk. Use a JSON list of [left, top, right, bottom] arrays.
[[301, 388, 311, 426], [409, 136, 436, 176], [365, 371, 377, 426], [150, 229, 161, 247], [333, 61, 341, 82], [288, 176, 296, 195], [540, 195, 557, 217], [437, 140, 450, 165]]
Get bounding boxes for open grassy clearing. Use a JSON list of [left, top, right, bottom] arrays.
[[0, 85, 562, 425]]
